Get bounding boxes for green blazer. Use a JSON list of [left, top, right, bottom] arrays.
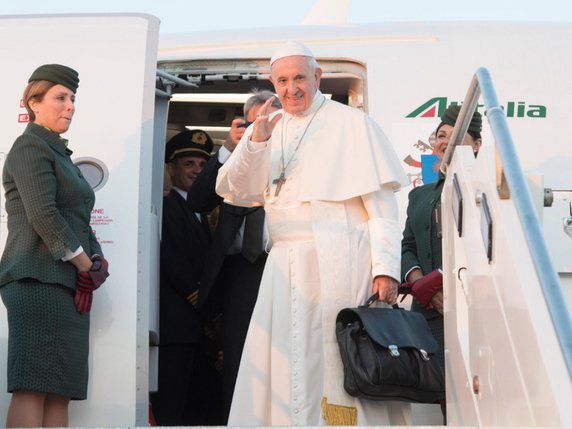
[[401, 176, 445, 321], [0, 123, 102, 290]]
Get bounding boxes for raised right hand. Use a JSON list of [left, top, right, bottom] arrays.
[[250, 96, 282, 142]]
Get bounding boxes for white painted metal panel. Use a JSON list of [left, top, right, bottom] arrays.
[[0, 14, 159, 427]]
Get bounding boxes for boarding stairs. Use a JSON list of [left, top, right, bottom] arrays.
[[437, 68, 572, 427]]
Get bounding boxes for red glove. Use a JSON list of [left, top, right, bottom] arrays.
[[74, 255, 110, 314], [410, 269, 443, 309], [75, 272, 95, 314], [88, 255, 110, 287]]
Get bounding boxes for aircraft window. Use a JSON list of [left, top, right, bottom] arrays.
[[74, 157, 109, 192]]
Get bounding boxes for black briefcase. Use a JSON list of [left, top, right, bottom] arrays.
[[335, 298, 445, 403]]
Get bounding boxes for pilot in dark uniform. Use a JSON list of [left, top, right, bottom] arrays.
[[151, 130, 223, 425]]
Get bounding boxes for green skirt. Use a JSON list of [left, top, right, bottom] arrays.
[[0, 280, 89, 400]]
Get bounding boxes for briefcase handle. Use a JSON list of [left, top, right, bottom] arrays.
[[362, 292, 402, 309]]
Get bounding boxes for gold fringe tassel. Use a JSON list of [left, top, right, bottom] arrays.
[[321, 397, 357, 426]]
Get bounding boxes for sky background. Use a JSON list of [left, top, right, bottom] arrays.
[[1, 0, 571, 34]]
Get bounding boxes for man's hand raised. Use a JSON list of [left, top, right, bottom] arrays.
[[250, 96, 282, 142], [224, 118, 247, 152]]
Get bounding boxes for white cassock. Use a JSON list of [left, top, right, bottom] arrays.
[[216, 90, 412, 426]]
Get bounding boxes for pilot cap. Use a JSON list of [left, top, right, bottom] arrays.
[[28, 64, 80, 93], [440, 105, 482, 134], [270, 41, 315, 66], [165, 129, 213, 163]]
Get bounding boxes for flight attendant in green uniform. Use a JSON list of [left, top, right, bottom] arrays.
[[0, 64, 109, 428], [401, 104, 481, 423]]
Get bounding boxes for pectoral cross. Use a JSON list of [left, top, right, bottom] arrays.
[[272, 172, 287, 197]]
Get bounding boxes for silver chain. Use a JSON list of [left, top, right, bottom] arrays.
[[279, 97, 326, 176]]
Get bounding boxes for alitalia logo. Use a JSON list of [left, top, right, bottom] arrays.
[[406, 97, 547, 118]]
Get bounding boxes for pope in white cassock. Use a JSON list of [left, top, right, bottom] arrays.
[[216, 41, 412, 426]]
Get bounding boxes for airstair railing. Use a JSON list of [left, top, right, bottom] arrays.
[[441, 67, 572, 378], [155, 69, 199, 97]]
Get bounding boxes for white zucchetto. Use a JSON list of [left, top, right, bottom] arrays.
[[270, 41, 315, 65]]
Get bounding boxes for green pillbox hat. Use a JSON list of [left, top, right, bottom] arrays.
[[28, 64, 79, 93], [440, 104, 482, 134]]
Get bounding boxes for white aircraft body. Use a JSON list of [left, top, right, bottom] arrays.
[[0, 11, 570, 428]]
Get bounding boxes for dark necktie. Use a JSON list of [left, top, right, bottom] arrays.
[[200, 213, 211, 237], [242, 207, 264, 263]]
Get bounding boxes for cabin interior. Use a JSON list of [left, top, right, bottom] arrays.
[[156, 58, 367, 193]]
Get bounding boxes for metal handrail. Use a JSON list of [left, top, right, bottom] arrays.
[[443, 67, 572, 377], [156, 69, 199, 96], [440, 77, 481, 173]]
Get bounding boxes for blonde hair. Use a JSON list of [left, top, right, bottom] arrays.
[[22, 80, 56, 122]]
